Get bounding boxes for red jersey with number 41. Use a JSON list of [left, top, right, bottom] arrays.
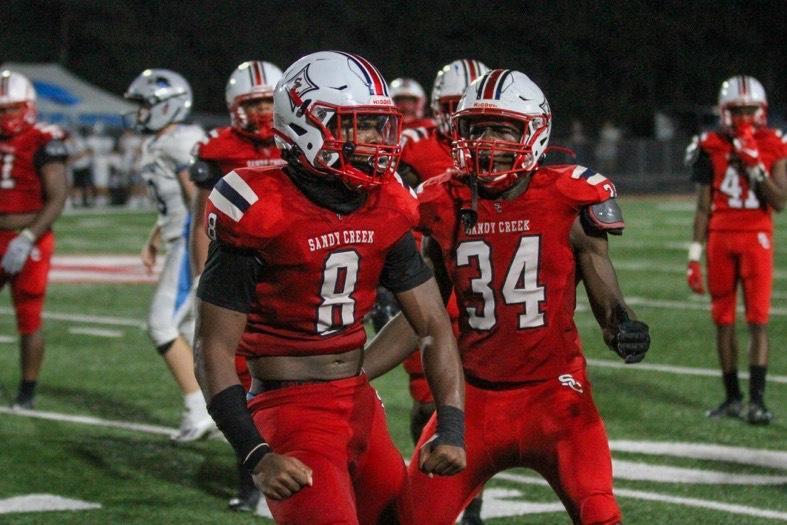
[[418, 165, 616, 384], [206, 167, 420, 358], [691, 129, 787, 233], [0, 124, 65, 214]]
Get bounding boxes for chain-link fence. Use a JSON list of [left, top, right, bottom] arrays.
[[550, 135, 695, 194]]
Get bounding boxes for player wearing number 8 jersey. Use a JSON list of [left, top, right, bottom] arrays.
[[686, 76, 787, 424], [195, 51, 465, 525], [366, 69, 650, 524]]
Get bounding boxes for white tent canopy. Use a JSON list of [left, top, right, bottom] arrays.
[[0, 62, 134, 129]]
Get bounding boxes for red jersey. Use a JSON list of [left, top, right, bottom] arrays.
[[400, 130, 453, 183], [0, 124, 66, 214], [418, 165, 616, 383], [194, 127, 283, 178], [692, 129, 787, 233], [207, 167, 420, 358]]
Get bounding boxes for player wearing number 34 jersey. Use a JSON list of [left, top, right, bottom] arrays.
[[366, 69, 651, 525]]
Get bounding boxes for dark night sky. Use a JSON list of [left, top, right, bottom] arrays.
[[1, 0, 784, 136]]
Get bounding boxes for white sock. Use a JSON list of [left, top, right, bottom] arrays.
[[184, 390, 207, 415]]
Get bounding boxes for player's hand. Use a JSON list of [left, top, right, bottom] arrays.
[[608, 307, 650, 364], [732, 124, 760, 167], [418, 437, 466, 476], [687, 261, 705, 294], [1, 231, 34, 275], [252, 452, 313, 500], [140, 241, 158, 275]]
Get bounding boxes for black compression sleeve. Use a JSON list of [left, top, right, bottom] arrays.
[[197, 241, 261, 313], [379, 231, 434, 293], [34, 139, 69, 170], [207, 385, 271, 472], [691, 149, 713, 184]]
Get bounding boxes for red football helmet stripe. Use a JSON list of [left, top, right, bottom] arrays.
[[482, 69, 505, 99], [467, 60, 478, 81], [252, 61, 263, 86], [353, 54, 386, 96]]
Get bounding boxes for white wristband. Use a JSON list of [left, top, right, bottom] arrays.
[[19, 228, 35, 242], [688, 242, 703, 262]]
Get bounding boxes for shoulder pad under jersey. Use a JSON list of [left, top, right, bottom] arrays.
[[685, 135, 702, 166], [164, 124, 206, 168], [206, 168, 284, 250], [581, 198, 624, 235], [553, 165, 617, 207]]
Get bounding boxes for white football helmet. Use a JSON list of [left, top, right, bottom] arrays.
[[389, 77, 426, 119], [273, 51, 402, 190], [452, 69, 551, 191], [226, 61, 283, 140], [431, 59, 489, 136], [718, 76, 767, 129], [124, 69, 192, 133], [0, 70, 36, 136]]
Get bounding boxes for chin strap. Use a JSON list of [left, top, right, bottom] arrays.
[[459, 175, 479, 229]]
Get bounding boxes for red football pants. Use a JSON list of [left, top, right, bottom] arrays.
[[0, 230, 54, 335], [247, 374, 412, 525], [707, 230, 773, 325], [408, 369, 620, 525]]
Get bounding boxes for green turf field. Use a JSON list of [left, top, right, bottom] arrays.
[[1, 196, 785, 524]]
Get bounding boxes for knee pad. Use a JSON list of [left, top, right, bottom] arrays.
[[156, 340, 175, 355], [580, 493, 621, 525]]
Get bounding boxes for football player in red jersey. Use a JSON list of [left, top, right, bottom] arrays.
[[193, 51, 466, 525], [686, 76, 787, 425], [0, 70, 68, 409], [391, 60, 490, 525], [366, 69, 650, 525], [389, 77, 435, 132], [189, 60, 284, 513]]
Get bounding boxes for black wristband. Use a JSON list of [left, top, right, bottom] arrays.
[[207, 385, 270, 472], [433, 405, 465, 448]]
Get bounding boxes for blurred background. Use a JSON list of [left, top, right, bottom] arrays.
[[2, 0, 784, 198]]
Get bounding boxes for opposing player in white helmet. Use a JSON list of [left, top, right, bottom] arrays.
[[124, 69, 214, 442], [0, 70, 69, 410], [686, 76, 787, 425], [369, 69, 650, 524], [195, 50, 465, 524], [189, 60, 285, 513]]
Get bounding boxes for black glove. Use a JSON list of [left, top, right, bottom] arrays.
[[609, 305, 650, 364]]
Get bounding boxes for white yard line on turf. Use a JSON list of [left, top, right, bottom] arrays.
[[588, 358, 787, 384], [0, 307, 146, 329], [614, 261, 787, 280], [4, 408, 787, 520], [68, 327, 125, 338], [625, 296, 787, 316], [0, 494, 101, 514], [494, 472, 787, 521]]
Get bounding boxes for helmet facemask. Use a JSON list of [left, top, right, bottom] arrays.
[[231, 95, 275, 141], [453, 110, 550, 192], [0, 101, 35, 136], [435, 96, 461, 137], [722, 103, 767, 132], [287, 101, 402, 191]]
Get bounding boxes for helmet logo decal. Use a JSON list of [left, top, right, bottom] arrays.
[[284, 65, 318, 110], [336, 51, 388, 96]]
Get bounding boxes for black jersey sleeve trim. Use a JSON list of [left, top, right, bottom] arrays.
[[380, 231, 434, 293], [690, 149, 713, 185], [196, 241, 262, 313]]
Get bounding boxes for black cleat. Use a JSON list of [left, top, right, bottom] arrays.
[[746, 401, 773, 425], [705, 398, 743, 419], [228, 486, 261, 513], [460, 496, 485, 525], [11, 393, 35, 410]]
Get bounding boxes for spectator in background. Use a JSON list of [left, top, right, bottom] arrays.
[[66, 127, 95, 207], [595, 120, 622, 173], [85, 121, 115, 206]]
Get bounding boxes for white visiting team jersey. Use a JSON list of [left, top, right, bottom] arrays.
[[138, 124, 206, 240]]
